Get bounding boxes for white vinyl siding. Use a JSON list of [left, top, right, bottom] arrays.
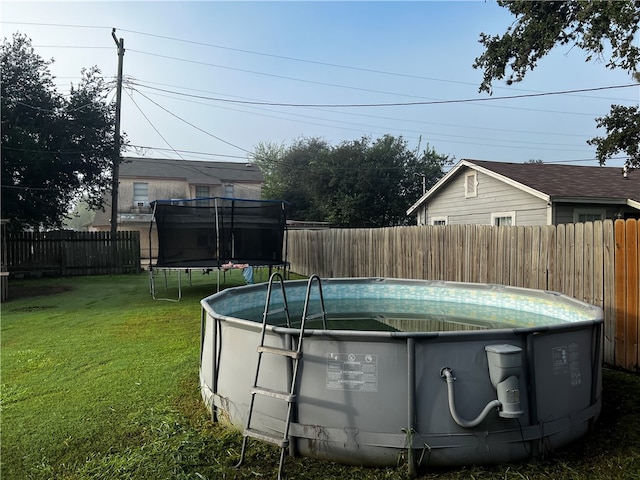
[[425, 168, 548, 226]]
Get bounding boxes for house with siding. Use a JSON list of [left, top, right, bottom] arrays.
[[91, 157, 264, 262], [407, 159, 640, 226]]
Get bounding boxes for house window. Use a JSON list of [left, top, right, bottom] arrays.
[[133, 182, 148, 206], [464, 172, 477, 198], [224, 184, 234, 198], [491, 211, 515, 226], [431, 217, 448, 226], [574, 208, 605, 223], [195, 186, 210, 207]]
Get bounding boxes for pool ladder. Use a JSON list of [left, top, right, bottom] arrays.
[[236, 273, 327, 480]]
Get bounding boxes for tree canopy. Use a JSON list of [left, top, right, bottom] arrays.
[[473, 0, 640, 168], [253, 135, 451, 227], [1, 33, 118, 231]]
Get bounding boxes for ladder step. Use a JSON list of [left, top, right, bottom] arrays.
[[257, 345, 301, 359], [251, 386, 296, 402], [305, 312, 326, 321], [265, 307, 286, 316], [244, 428, 289, 448]]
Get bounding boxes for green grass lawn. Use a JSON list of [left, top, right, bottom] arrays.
[[1, 272, 639, 480]]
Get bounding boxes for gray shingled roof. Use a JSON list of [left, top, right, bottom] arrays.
[[470, 160, 640, 202], [119, 157, 263, 184]]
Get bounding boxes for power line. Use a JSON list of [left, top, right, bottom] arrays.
[[127, 49, 444, 102], [130, 87, 595, 153], [125, 89, 186, 161], [0, 184, 61, 192], [33, 45, 111, 50], [1, 21, 110, 29], [128, 85, 604, 154], [126, 145, 248, 159], [128, 77, 599, 138], [130, 88, 252, 154], [5, 21, 634, 103], [129, 81, 638, 108], [108, 27, 640, 102]]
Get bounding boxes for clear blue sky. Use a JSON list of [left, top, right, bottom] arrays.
[[2, 1, 638, 168]]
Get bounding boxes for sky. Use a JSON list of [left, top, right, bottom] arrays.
[[2, 0, 639, 170]]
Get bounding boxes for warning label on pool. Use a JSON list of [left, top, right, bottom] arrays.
[[326, 353, 378, 392]]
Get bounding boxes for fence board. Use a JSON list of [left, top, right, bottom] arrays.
[[575, 223, 585, 302], [566, 224, 576, 298], [545, 225, 557, 292], [603, 220, 616, 365], [614, 220, 628, 368], [624, 220, 639, 371], [555, 224, 566, 294], [593, 221, 604, 308], [584, 222, 594, 304]]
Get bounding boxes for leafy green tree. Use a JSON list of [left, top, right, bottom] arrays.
[[1, 33, 118, 231], [587, 105, 640, 167], [253, 135, 450, 227], [473, 0, 640, 168]]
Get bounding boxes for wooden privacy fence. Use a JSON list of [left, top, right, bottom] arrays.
[[4, 231, 141, 276], [287, 219, 639, 372]]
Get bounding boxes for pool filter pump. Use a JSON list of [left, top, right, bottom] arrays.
[[440, 343, 524, 428], [485, 344, 524, 419]]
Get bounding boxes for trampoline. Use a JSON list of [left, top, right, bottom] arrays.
[[149, 197, 288, 300]]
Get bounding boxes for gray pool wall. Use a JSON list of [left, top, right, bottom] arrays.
[[200, 278, 603, 468]]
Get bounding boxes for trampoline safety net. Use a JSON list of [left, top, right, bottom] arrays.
[[151, 198, 287, 268]]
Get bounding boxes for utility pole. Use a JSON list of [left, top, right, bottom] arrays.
[[110, 29, 124, 240]]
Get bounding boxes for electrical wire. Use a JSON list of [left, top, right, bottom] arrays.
[[132, 87, 600, 153], [4, 21, 635, 102], [129, 80, 638, 109], [127, 48, 445, 102], [130, 88, 252, 154], [124, 88, 186, 161], [128, 77, 600, 138], [126, 144, 248, 159]]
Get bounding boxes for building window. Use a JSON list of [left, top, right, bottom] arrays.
[[196, 186, 210, 207], [491, 211, 515, 226], [224, 184, 234, 198], [133, 182, 148, 206], [574, 208, 605, 223], [431, 217, 448, 226], [464, 172, 477, 198], [195, 186, 209, 198]]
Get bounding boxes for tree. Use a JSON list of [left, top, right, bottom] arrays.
[[1, 33, 118, 231], [473, 0, 640, 168], [254, 137, 332, 221], [252, 135, 450, 227], [587, 105, 640, 167]]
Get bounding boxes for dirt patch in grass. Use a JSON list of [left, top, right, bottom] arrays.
[[6, 284, 73, 301]]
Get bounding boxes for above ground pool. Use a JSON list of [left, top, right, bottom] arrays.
[[200, 277, 603, 473]]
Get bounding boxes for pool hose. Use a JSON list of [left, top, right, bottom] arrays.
[[440, 367, 501, 428]]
